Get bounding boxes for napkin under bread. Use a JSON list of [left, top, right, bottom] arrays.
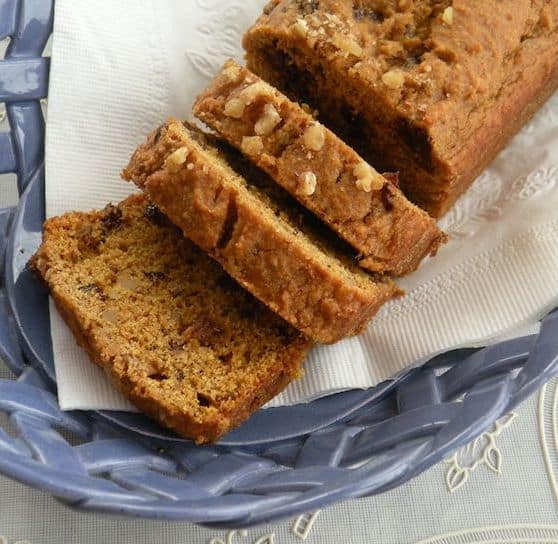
[[46, 0, 557, 411]]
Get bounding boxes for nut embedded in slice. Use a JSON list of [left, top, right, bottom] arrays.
[[299, 171, 317, 195]]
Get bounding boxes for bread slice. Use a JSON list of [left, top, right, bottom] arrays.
[[193, 60, 445, 276], [31, 194, 312, 444], [123, 120, 401, 343]]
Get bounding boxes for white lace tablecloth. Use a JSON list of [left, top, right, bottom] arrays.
[[1, 351, 558, 544]]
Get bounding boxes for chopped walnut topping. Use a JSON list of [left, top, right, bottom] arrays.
[[353, 162, 384, 192], [254, 103, 282, 136], [239, 81, 272, 104], [298, 171, 317, 196], [442, 6, 453, 25], [241, 135, 264, 156], [307, 31, 318, 48], [382, 69, 405, 89], [165, 146, 189, 172], [303, 123, 325, 151], [332, 34, 363, 57], [292, 18, 309, 38], [223, 63, 241, 81], [224, 97, 246, 118]]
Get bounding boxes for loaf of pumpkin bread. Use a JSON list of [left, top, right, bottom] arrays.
[[243, 0, 558, 217], [123, 120, 402, 343], [194, 60, 445, 275], [31, 194, 312, 444]]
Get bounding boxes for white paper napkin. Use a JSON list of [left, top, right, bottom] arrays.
[[45, 0, 558, 411]]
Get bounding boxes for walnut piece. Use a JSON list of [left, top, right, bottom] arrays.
[[101, 309, 119, 323], [255, 103, 282, 136], [303, 123, 325, 151], [223, 63, 241, 81], [382, 69, 405, 89], [224, 98, 246, 118], [241, 135, 264, 156], [117, 275, 141, 290], [353, 162, 384, 192], [292, 18, 309, 38], [442, 6, 453, 24], [239, 82, 272, 104], [226, 82, 275, 120], [165, 146, 189, 172], [332, 34, 363, 57], [298, 171, 317, 196]]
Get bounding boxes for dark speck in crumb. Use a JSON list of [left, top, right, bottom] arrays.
[[101, 204, 123, 232], [169, 339, 186, 352], [381, 184, 395, 212], [144, 271, 167, 283], [218, 352, 233, 364], [78, 283, 107, 301], [353, 7, 383, 22], [144, 204, 167, 226], [152, 124, 164, 144], [382, 172, 400, 187]]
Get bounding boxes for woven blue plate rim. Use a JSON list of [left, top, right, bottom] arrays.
[[1, 0, 558, 527]]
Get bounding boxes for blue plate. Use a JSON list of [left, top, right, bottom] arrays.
[[0, 0, 558, 526]]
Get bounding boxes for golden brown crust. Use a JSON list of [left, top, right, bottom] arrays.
[[193, 60, 445, 275], [31, 194, 311, 444], [123, 120, 402, 343], [243, 0, 558, 217]]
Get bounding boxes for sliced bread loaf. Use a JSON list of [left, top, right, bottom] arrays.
[[242, 0, 558, 217], [123, 120, 402, 343], [31, 194, 311, 444], [193, 60, 445, 276]]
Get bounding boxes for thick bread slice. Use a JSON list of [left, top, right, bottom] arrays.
[[193, 60, 445, 276], [31, 194, 311, 444], [123, 120, 402, 343]]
